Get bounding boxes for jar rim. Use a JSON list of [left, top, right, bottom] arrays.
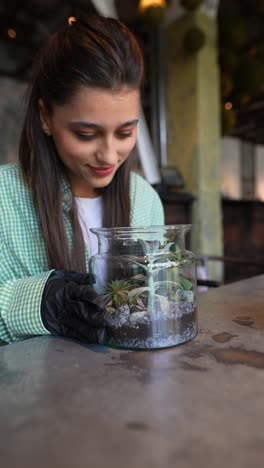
[[90, 224, 192, 236]]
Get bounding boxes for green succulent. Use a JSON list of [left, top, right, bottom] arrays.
[[102, 237, 194, 314], [102, 279, 132, 308]]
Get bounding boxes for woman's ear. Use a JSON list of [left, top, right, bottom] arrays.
[[38, 98, 51, 135]]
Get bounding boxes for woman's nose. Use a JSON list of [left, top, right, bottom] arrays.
[[96, 138, 117, 165]]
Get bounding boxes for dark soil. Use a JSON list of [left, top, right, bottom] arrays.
[[105, 307, 197, 349]]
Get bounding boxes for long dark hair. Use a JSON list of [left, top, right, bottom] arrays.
[[19, 14, 144, 272]]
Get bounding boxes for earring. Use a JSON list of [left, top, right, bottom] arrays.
[[43, 128, 51, 136]]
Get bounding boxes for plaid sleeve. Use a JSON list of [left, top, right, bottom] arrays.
[[0, 271, 51, 343], [0, 271, 52, 343], [0, 231, 53, 344], [0, 164, 54, 344]]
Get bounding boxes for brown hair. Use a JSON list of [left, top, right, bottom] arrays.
[[19, 14, 144, 272]]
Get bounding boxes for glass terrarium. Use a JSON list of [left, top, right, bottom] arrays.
[[89, 225, 197, 349]]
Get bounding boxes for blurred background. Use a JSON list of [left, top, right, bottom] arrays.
[[0, 0, 264, 286]]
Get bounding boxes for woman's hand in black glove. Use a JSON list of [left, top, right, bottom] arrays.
[[41, 270, 106, 344]]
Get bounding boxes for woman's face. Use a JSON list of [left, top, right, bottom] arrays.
[[39, 86, 140, 197]]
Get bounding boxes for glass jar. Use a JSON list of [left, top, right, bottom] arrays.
[[89, 225, 197, 349]]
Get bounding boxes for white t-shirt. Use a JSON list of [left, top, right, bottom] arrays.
[[75, 196, 103, 256]]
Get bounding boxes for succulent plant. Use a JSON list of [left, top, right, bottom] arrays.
[[102, 238, 194, 314], [102, 279, 132, 308]]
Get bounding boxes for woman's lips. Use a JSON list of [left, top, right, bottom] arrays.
[[88, 165, 115, 176]]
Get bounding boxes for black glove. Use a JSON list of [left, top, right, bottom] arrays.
[[41, 270, 106, 344]]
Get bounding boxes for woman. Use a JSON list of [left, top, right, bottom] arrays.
[[0, 14, 164, 345]]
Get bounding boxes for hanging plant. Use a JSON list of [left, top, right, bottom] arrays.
[[179, 0, 204, 11], [183, 26, 206, 54]]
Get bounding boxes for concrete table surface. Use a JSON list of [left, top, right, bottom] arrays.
[[1, 275, 264, 468]]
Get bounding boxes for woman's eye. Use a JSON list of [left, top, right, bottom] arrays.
[[116, 132, 133, 139], [75, 131, 133, 141], [76, 133, 96, 141]]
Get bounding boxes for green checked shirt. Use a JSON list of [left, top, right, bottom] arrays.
[[0, 163, 164, 344]]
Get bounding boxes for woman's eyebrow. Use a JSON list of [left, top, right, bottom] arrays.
[[69, 121, 102, 129], [69, 119, 139, 129], [118, 119, 139, 127]]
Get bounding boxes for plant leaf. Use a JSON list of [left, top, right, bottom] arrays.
[[131, 274, 146, 281], [160, 242, 174, 252], [137, 239, 149, 254], [128, 286, 150, 301], [153, 280, 182, 290], [179, 274, 193, 290], [154, 294, 170, 313]]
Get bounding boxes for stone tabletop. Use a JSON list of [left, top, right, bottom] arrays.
[[1, 275, 264, 468]]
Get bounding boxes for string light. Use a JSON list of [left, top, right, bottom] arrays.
[[68, 16, 76, 26], [225, 102, 233, 110], [138, 0, 166, 14], [7, 28, 16, 39]]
